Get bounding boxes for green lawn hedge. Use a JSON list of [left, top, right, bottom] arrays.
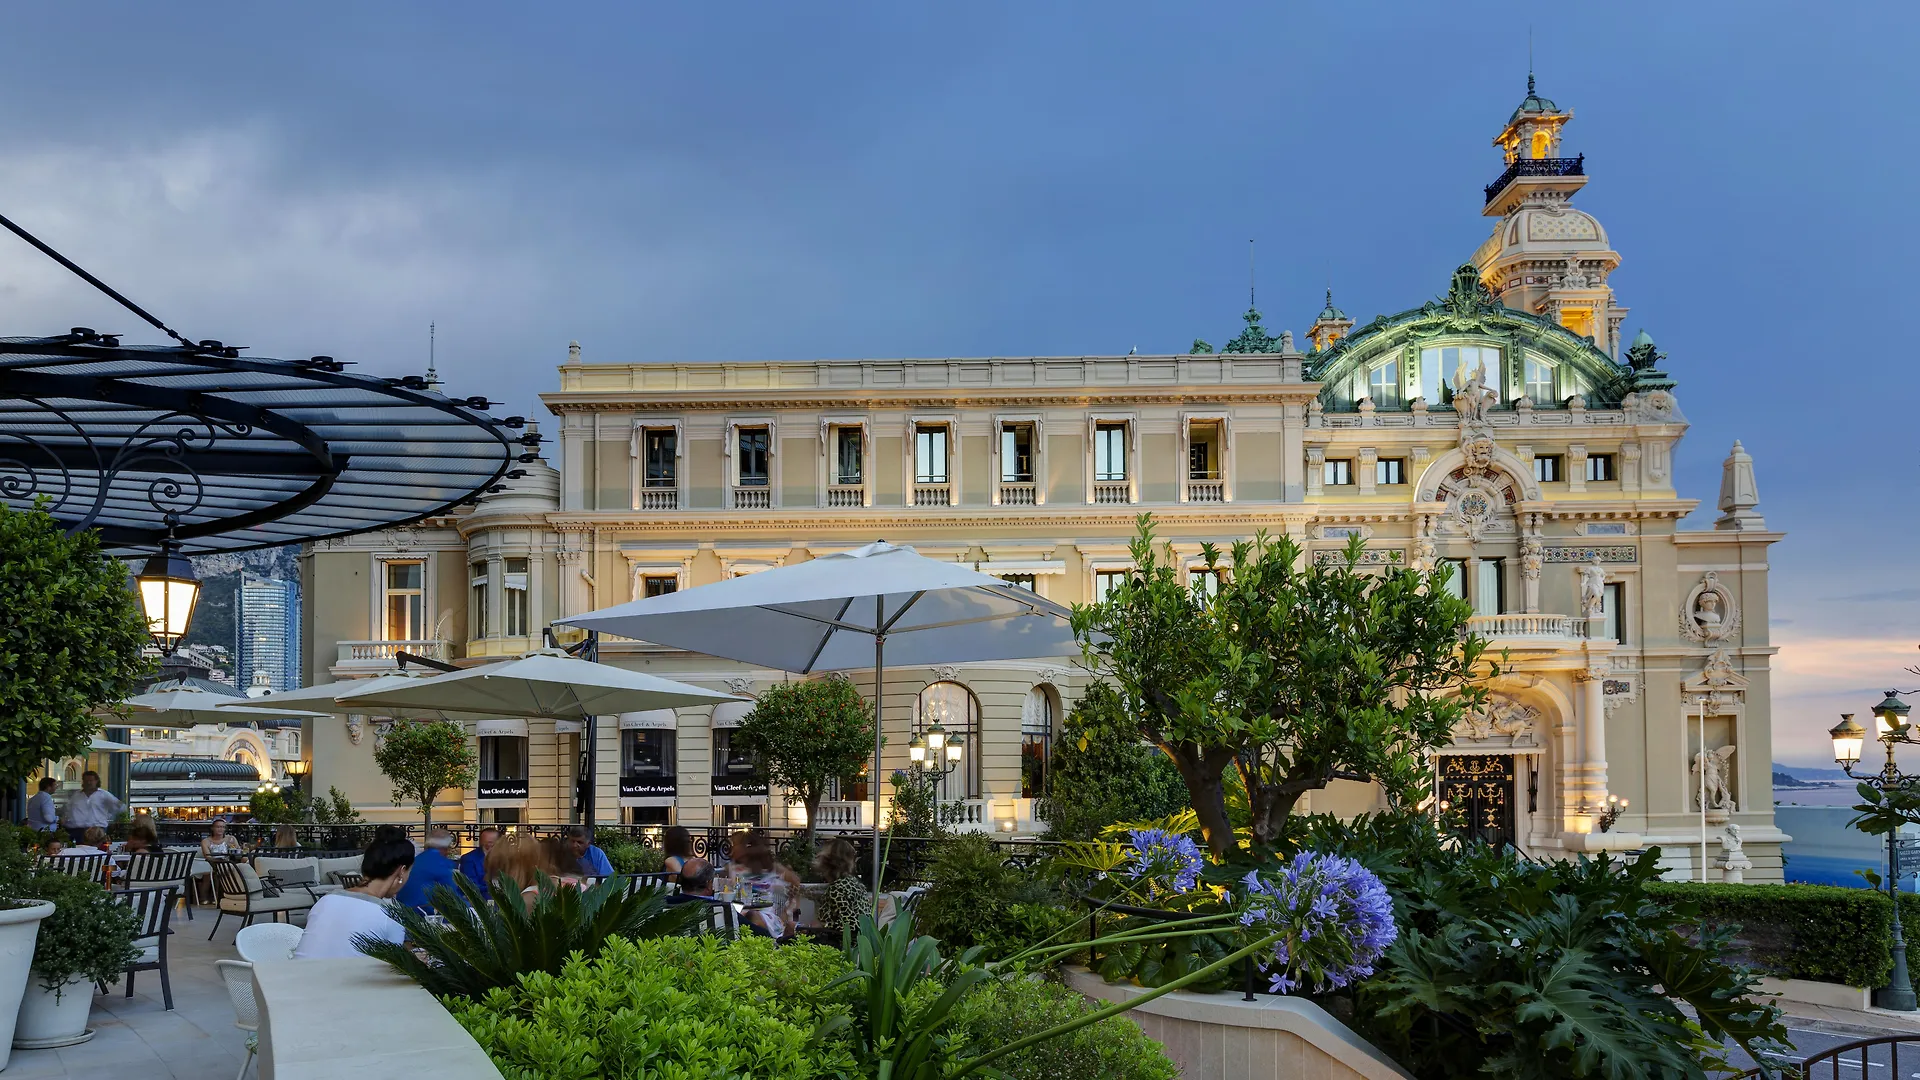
[[1648, 881, 1899, 989]]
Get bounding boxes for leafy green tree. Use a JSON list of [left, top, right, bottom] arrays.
[[372, 719, 477, 829], [734, 677, 875, 845], [1043, 681, 1188, 841], [0, 504, 152, 785], [1073, 517, 1491, 858], [311, 785, 364, 825]]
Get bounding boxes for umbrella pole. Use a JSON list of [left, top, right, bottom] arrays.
[[871, 597, 886, 900]]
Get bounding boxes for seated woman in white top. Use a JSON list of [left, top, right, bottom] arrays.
[[200, 820, 236, 859], [292, 834, 415, 960]]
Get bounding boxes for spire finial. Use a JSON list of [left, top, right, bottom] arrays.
[[1248, 238, 1256, 309], [426, 321, 438, 386], [1527, 27, 1534, 94], [1325, 284, 1334, 308]]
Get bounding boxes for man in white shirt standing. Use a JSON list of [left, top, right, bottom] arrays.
[[61, 771, 121, 843], [24, 778, 59, 835]]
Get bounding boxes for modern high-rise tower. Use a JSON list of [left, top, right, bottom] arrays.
[[236, 574, 302, 694]]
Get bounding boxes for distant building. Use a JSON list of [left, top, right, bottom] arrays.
[[237, 574, 301, 693]]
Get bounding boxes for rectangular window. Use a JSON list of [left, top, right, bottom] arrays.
[[1324, 459, 1353, 486], [1187, 422, 1222, 480], [503, 557, 529, 637], [384, 561, 426, 641], [1475, 558, 1505, 615], [479, 736, 528, 781], [834, 427, 864, 485], [712, 729, 757, 777], [1602, 581, 1626, 643], [1021, 692, 1054, 800], [1533, 454, 1563, 483], [621, 729, 676, 779], [1192, 567, 1226, 598], [1586, 453, 1616, 482], [1368, 359, 1402, 407], [1000, 424, 1035, 483], [469, 561, 489, 639], [1438, 558, 1468, 601], [736, 428, 770, 486], [1376, 458, 1405, 486], [1524, 356, 1555, 404], [915, 426, 949, 484], [643, 575, 678, 598], [643, 429, 677, 488], [1094, 424, 1128, 482], [1093, 569, 1129, 602], [1001, 573, 1037, 591]]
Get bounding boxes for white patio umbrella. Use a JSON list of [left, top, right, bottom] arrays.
[[218, 672, 504, 722], [337, 649, 740, 720], [89, 737, 134, 753], [104, 686, 330, 728], [557, 540, 1083, 887]]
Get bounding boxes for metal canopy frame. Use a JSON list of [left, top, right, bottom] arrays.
[[0, 333, 535, 552]]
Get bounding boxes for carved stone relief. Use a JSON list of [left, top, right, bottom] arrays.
[[723, 677, 755, 697], [1679, 572, 1741, 643], [1451, 696, 1540, 749], [1691, 745, 1737, 815], [929, 666, 961, 683]]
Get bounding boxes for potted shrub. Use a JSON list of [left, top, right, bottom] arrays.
[[0, 831, 52, 1070], [12, 872, 138, 1049]]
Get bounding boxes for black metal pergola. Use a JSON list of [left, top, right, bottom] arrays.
[[0, 210, 537, 553]]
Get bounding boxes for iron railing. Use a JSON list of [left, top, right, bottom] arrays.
[[1484, 154, 1585, 204], [1737, 1034, 1920, 1078]]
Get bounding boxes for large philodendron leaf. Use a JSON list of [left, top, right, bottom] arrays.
[[1488, 947, 1700, 1080]]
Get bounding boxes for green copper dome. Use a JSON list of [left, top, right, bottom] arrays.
[[1316, 288, 1346, 323], [1508, 73, 1561, 125]]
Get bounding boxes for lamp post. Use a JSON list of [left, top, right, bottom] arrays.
[[283, 759, 311, 796], [1832, 693, 1917, 1011], [908, 720, 965, 828], [133, 528, 201, 656]]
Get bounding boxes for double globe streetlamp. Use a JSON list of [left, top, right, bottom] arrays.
[[908, 720, 965, 827], [1830, 690, 1917, 1011]]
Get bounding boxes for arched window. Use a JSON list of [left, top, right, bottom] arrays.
[[1021, 684, 1060, 799], [916, 681, 980, 802]]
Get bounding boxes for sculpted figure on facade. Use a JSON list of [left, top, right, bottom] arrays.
[[1452, 355, 1497, 423], [1691, 744, 1737, 813], [1411, 515, 1435, 573], [1680, 572, 1741, 642], [1579, 556, 1606, 617]]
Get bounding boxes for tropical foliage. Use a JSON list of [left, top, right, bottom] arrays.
[[0, 503, 152, 784], [942, 975, 1178, 1080], [371, 718, 478, 829], [1041, 681, 1188, 842], [1073, 517, 1491, 856], [912, 832, 1052, 949], [735, 677, 876, 845], [358, 873, 705, 999]]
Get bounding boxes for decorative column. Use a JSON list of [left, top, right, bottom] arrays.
[[1520, 514, 1543, 614], [1569, 663, 1609, 831]]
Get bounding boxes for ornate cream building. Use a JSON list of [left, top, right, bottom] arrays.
[[298, 81, 1786, 880]]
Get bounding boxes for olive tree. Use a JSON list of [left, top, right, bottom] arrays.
[[734, 677, 876, 845], [373, 719, 477, 830], [0, 503, 152, 785], [1073, 517, 1493, 858]]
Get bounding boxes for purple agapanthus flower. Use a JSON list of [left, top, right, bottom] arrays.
[[1237, 851, 1396, 995], [1126, 828, 1204, 898]]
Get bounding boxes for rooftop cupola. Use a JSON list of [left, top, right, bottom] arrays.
[[1307, 288, 1354, 352], [1470, 74, 1630, 359]]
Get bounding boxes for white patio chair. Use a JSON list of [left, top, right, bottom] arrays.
[[214, 959, 258, 1080], [235, 922, 304, 963]]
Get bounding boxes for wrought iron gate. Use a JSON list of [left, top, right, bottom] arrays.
[[1439, 754, 1516, 850]]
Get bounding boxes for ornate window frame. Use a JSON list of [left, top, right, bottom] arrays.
[[724, 417, 778, 508], [990, 413, 1046, 506], [905, 413, 960, 507], [818, 415, 872, 508], [1085, 413, 1138, 505], [631, 418, 686, 510], [1179, 412, 1232, 503]]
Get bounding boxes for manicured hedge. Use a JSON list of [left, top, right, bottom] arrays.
[[1648, 881, 1894, 989]]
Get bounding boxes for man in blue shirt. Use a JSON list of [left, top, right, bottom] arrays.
[[395, 828, 461, 911], [456, 826, 499, 900], [568, 826, 613, 878]]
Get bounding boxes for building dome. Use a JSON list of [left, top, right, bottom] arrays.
[[1316, 288, 1346, 322], [1485, 205, 1611, 260], [1508, 74, 1560, 125]]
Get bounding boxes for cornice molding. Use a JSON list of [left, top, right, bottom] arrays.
[[544, 506, 1320, 535], [541, 387, 1321, 413]]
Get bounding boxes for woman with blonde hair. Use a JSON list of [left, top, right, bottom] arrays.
[[486, 832, 584, 910]]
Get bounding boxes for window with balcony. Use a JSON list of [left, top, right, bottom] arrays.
[[1475, 557, 1505, 615], [1376, 458, 1406, 486], [642, 575, 678, 598], [1093, 424, 1128, 482], [643, 429, 677, 488], [736, 428, 770, 487], [1021, 684, 1058, 799], [383, 560, 426, 641], [1438, 558, 1468, 601], [1586, 453, 1616, 482], [1185, 420, 1226, 502], [469, 561, 489, 638], [1324, 459, 1353, 486], [1524, 356, 1556, 404], [915, 426, 949, 484], [1000, 424, 1034, 483], [1602, 581, 1626, 643], [1533, 454, 1563, 483], [503, 557, 530, 637], [834, 427, 864, 485]]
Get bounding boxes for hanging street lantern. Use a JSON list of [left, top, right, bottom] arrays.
[[134, 539, 201, 655]]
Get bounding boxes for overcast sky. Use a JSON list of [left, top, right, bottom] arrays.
[[1, 3, 1911, 764]]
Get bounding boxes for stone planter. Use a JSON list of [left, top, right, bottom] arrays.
[[12, 974, 94, 1051], [0, 900, 54, 1069]]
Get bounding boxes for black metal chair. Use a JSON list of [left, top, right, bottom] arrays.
[[206, 860, 317, 941], [34, 852, 108, 885], [670, 896, 738, 939], [111, 885, 178, 1011], [122, 851, 197, 922]]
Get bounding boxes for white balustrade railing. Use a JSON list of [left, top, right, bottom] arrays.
[[639, 488, 678, 510], [1185, 479, 1226, 502], [812, 801, 867, 829], [936, 799, 987, 827], [913, 484, 952, 507], [335, 640, 449, 666], [826, 485, 865, 507], [1464, 614, 1590, 640], [1093, 481, 1132, 505], [732, 487, 772, 509], [998, 482, 1037, 506]]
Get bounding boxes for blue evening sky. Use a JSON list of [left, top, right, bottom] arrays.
[[0, 3, 1909, 763]]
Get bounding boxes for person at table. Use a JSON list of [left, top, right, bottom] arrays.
[[292, 833, 415, 960], [396, 827, 462, 912], [201, 819, 238, 859], [811, 838, 873, 936], [736, 833, 799, 940], [122, 820, 158, 856], [668, 858, 773, 937], [81, 827, 110, 852], [566, 826, 613, 878], [456, 826, 498, 901], [488, 833, 581, 911], [662, 826, 694, 878], [40, 838, 64, 857], [25, 778, 59, 836], [61, 771, 120, 843]]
